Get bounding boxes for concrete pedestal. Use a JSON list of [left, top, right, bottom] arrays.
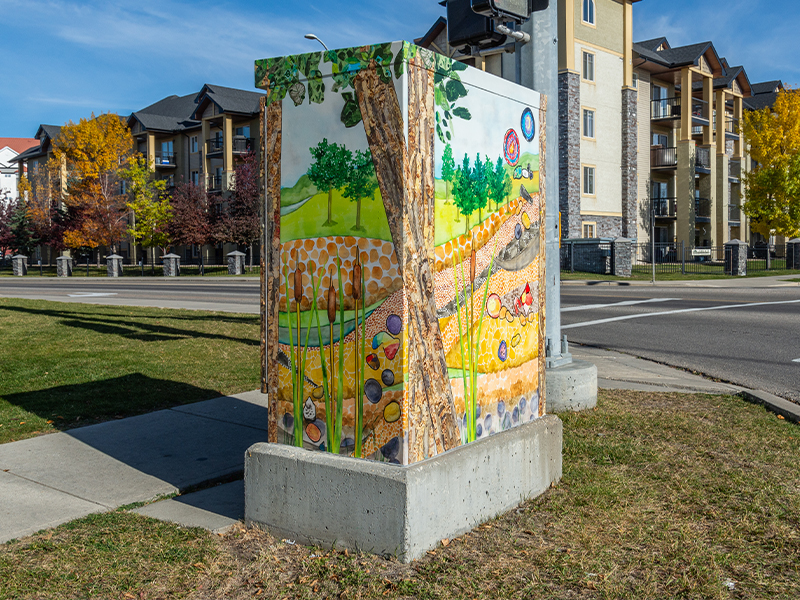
[[787, 238, 800, 269], [56, 256, 73, 278], [162, 253, 180, 277], [724, 239, 747, 276], [106, 254, 123, 277], [227, 251, 246, 275], [245, 415, 562, 562], [545, 360, 598, 413], [11, 255, 27, 276]]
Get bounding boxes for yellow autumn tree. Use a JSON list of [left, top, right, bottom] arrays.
[[742, 87, 800, 238], [51, 113, 135, 254]]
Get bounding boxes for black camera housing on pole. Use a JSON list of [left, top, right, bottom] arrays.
[[446, 0, 507, 50], [471, 0, 549, 21]]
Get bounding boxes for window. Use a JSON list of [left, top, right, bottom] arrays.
[[191, 170, 199, 185], [632, 73, 638, 89], [652, 133, 668, 147], [190, 136, 198, 153], [582, 51, 595, 82], [582, 0, 595, 25], [583, 222, 596, 238], [160, 140, 173, 164], [235, 126, 250, 138], [582, 165, 595, 195], [583, 109, 595, 138]]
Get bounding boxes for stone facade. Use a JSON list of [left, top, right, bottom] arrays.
[[788, 239, 800, 269], [582, 214, 622, 238], [162, 253, 181, 277], [621, 88, 638, 240], [56, 256, 72, 277], [106, 254, 123, 277], [611, 238, 632, 278], [558, 72, 581, 239], [724, 240, 747, 276], [227, 250, 246, 275], [11, 255, 27, 276]]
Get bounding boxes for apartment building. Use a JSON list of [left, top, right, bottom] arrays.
[[632, 38, 752, 248], [0, 138, 39, 200]]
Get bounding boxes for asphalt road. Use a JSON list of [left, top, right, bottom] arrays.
[[0, 277, 261, 313], [561, 280, 800, 403]]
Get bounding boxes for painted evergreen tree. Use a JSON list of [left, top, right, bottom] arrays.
[[487, 156, 512, 211], [441, 143, 455, 208], [471, 154, 489, 223], [452, 153, 477, 233], [343, 150, 378, 232], [307, 138, 352, 227]]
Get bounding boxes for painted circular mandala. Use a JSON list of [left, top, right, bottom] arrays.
[[504, 129, 520, 166], [521, 107, 535, 141]]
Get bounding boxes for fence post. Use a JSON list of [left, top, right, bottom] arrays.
[[11, 254, 27, 276], [611, 238, 632, 277], [106, 254, 123, 277], [787, 238, 800, 270], [570, 242, 574, 273], [56, 256, 73, 278], [162, 253, 181, 277], [724, 239, 747, 276], [681, 242, 685, 275], [227, 250, 246, 275], [766, 246, 772, 270]]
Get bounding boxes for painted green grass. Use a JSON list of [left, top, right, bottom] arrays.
[[280, 189, 391, 242], [0, 298, 259, 444], [3, 389, 799, 599]]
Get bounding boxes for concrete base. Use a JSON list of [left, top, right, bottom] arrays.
[[245, 415, 562, 562], [545, 359, 597, 412]]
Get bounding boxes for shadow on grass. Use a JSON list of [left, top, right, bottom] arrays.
[[2, 374, 269, 490], [2, 373, 226, 431], [0, 304, 259, 346]]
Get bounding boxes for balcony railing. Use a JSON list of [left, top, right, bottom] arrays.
[[154, 151, 175, 167], [726, 117, 740, 135], [729, 204, 741, 222], [695, 197, 711, 220], [729, 160, 741, 180], [651, 97, 680, 119], [653, 197, 677, 218], [207, 175, 223, 192], [651, 147, 678, 168], [205, 136, 253, 155], [696, 146, 711, 169]]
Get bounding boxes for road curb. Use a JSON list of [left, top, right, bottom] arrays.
[[738, 389, 800, 424]]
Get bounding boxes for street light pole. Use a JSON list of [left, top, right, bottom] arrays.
[[304, 34, 329, 52]]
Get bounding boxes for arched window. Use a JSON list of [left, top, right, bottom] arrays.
[[583, 0, 595, 25]]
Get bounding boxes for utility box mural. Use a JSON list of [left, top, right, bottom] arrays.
[[257, 41, 546, 466]]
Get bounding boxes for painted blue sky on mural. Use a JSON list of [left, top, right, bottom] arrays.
[[1, 0, 796, 137]]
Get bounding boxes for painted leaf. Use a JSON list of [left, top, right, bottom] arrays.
[[340, 92, 362, 128], [445, 79, 468, 103], [308, 78, 325, 104], [452, 106, 472, 120], [288, 82, 306, 106]]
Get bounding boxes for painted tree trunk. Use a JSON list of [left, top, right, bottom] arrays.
[[265, 98, 283, 443], [259, 97, 268, 395], [354, 58, 461, 458], [538, 99, 548, 417]]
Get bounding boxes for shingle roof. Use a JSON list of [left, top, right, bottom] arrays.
[[6, 144, 41, 164], [744, 93, 779, 111], [751, 80, 781, 95], [635, 37, 669, 52], [36, 124, 62, 142], [192, 84, 266, 119], [0, 138, 39, 154], [655, 42, 714, 67], [130, 93, 200, 133]]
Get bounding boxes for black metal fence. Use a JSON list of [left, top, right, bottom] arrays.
[[560, 241, 613, 274], [0, 255, 260, 277]]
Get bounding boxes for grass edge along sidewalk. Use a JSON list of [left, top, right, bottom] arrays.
[[2, 389, 799, 599], [0, 297, 260, 444]]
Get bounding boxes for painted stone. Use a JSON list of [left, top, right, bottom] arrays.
[[498, 340, 508, 361], [512, 406, 519, 424], [511, 333, 521, 347], [364, 378, 383, 404], [372, 331, 395, 349], [386, 314, 402, 335], [381, 368, 395, 386], [381, 436, 400, 460], [515, 223, 522, 239], [383, 341, 400, 360], [340, 438, 355, 453], [519, 396, 527, 413], [484, 413, 492, 433], [283, 414, 293, 431], [384, 401, 401, 423], [366, 353, 380, 370], [502, 412, 512, 430], [311, 386, 324, 400], [476, 423, 483, 437], [522, 211, 531, 229], [303, 398, 316, 421], [306, 422, 322, 443], [497, 400, 505, 416], [486, 293, 502, 318]]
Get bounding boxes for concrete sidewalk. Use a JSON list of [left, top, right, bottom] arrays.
[[0, 390, 268, 543], [561, 274, 800, 288], [2, 348, 795, 543]]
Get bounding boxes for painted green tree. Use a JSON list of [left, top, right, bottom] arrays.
[[487, 156, 512, 212], [471, 154, 489, 223], [307, 139, 352, 227], [343, 150, 378, 232], [442, 143, 455, 209], [453, 154, 477, 234]]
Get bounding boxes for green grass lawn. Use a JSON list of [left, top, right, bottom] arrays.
[[0, 298, 260, 444], [2, 389, 798, 599], [562, 265, 800, 282]]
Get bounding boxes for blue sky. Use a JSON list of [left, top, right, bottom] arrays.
[[1, 0, 796, 138]]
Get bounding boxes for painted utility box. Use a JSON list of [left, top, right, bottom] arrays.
[[257, 42, 546, 466]]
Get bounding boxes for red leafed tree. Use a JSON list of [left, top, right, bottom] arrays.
[[0, 194, 17, 258], [215, 151, 261, 267], [169, 181, 214, 269]]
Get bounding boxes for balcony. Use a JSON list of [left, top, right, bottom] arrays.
[[154, 151, 176, 168], [729, 160, 741, 181], [651, 147, 677, 169], [205, 136, 253, 157], [653, 197, 677, 218], [729, 204, 741, 223], [695, 197, 711, 222], [651, 97, 708, 125], [726, 117, 740, 139], [207, 174, 223, 192], [695, 146, 711, 171]]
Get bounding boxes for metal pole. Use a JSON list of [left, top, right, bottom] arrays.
[[651, 204, 655, 284], [681, 241, 686, 275]]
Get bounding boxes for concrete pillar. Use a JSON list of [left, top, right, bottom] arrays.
[[11, 255, 27, 276], [621, 87, 638, 240], [162, 253, 181, 277], [622, 1, 633, 88], [227, 250, 246, 275], [223, 115, 233, 191], [702, 75, 713, 146], [611, 238, 632, 277], [716, 153, 730, 244], [106, 254, 123, 277], [56, 256, 73, 277], [680, 67, 692, 141], [733, 96, 743, 158], [201, 119, 211, 188], [558, 71, 581, 239], [724, 239, 747, 276], [146, 133, 156, 170], [787, 239, 800, 269], [715, 89, 727, 155], [676, 140, 696, 249]]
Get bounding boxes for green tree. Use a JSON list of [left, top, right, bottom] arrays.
[[441, 143, 455, 207], [487, 156, 512, 212], [452, 154, 477, 233], [307, 138, 352, 227], [742, 88, 800, 238], [9, 198, 38, 256], [343, 150, 378, 232], [471, 154, 489, 223], [122, 154, 170, 268]]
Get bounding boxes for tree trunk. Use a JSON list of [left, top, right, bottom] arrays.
[[355, 198, 362, 230], [324, 189, 337, 226], [264, 98, 283, 443], [354, 56, 461, 460]]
